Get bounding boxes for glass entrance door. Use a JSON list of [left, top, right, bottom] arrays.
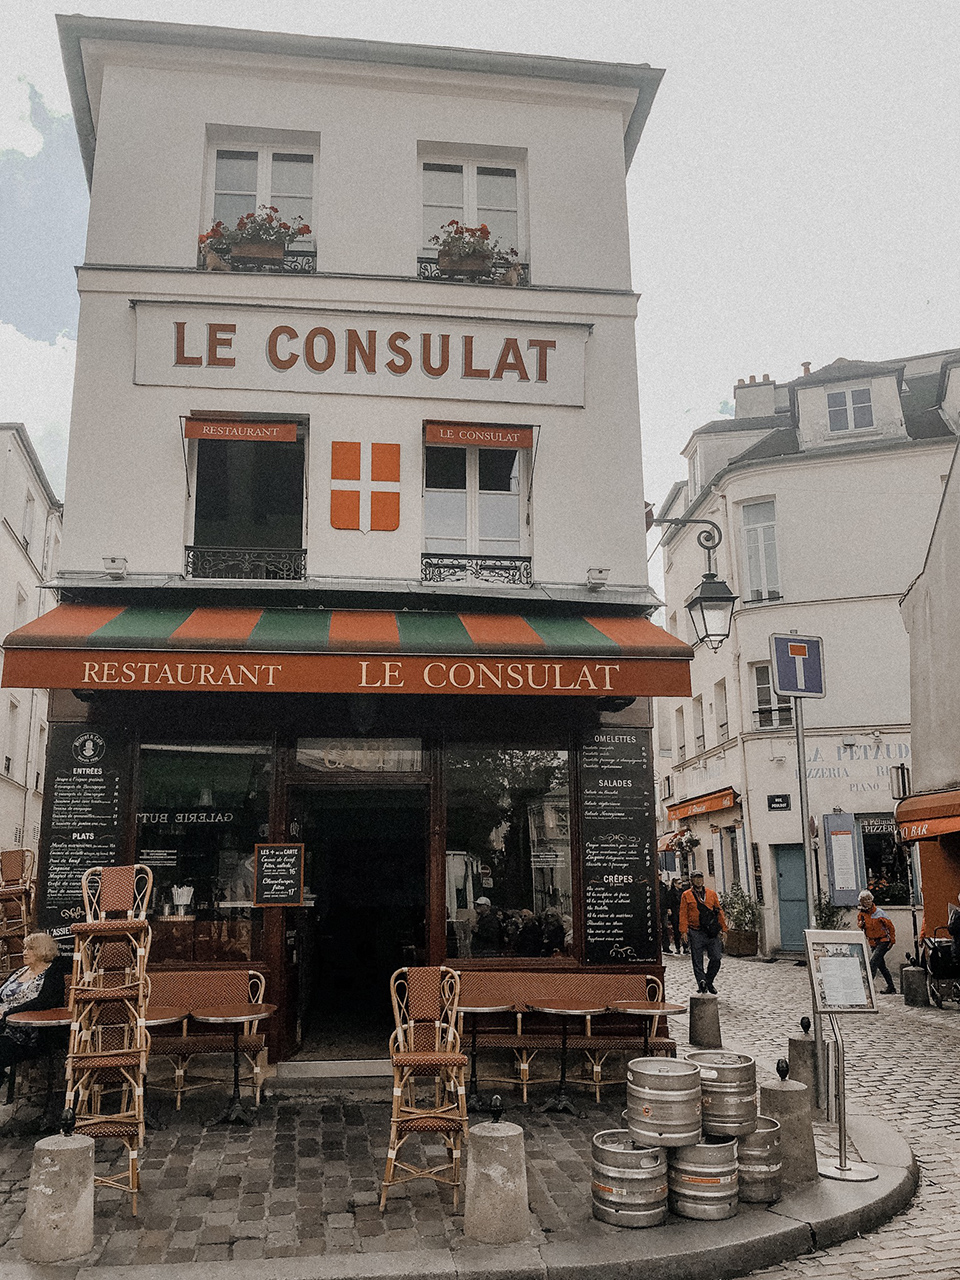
[[290, 787, 428, 1060]]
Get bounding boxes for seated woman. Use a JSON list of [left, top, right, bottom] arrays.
[[0, 932, 67, 1084]]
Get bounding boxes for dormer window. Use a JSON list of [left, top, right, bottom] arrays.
[[827, 387, 873, 432]]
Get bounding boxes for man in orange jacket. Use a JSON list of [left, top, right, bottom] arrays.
[[679, 871, 727, 994], [857, 890, 897, 994]]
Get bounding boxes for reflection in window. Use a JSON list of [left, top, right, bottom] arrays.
[[296, 738, 423, 774], [136, 744, 272, 960], [444, 745, 573, 960]]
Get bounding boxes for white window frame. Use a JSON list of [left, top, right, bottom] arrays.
[[752, 662, 792, 730], [420, 151, 528, 259], [692, 696, 705, 754], [741, 499, 781, 602], [827, 386, 874, 433], [423, 444, 531, 561], [675, 708, 687, 762], [715, 679, 729, 742], [202, 139, 319, 248]]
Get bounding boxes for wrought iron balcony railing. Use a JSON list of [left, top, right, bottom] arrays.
[[752, 706, 794, 730], [417, 257, 529, 285], [421, 553, 532, 587], [185, 546, 307, 580], [197, 247, 317, 274]]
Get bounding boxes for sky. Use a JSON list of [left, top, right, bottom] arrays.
[[1, 0, 959, 506]]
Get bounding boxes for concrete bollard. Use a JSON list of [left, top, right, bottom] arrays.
[[688, 993, 722, 1049], [759, 1079, 818, 1186], [21, 1133, 95, 1263], [463, 1120, 531, 1244], [901, 966, 929, 1007], [787, 1035, 823, 1116]]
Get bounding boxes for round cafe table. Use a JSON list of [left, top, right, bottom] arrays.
[[192, 1002, 275, 1125], [458, 1004, 515, 1112], [142, 1006, 189, 1129], [526, 1004, 607, 1116], [605, 999, 687, 1057]]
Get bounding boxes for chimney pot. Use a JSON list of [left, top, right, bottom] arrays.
[[749, 375, 756, 384], [762, 373, 770, 382], [736, 378, 745, 387], [802, 361, 812, 376]]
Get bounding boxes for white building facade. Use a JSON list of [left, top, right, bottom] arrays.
[[4, 18, 692, 1060], [655, 350, 959, 957], [0, 423, 61, 854]]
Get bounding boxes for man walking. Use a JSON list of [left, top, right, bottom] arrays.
[[680, 871, 727, 994], [857, 889, 897, 994]]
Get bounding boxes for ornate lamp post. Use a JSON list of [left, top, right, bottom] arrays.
[[653, 518, 737, 651]]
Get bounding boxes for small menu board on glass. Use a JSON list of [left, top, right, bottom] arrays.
[[581, 727, 656, 964], [804, 929, 878, 1014], [254, 844, 304, 907], [39, 725, 129, 940]]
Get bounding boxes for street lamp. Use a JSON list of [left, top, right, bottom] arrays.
[[653, 517, 738, 651]]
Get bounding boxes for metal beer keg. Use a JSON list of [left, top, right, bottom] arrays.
[[626, 1058, 701, 1148], [591, 1130, 668, 1228], [668, 1135, 739, 1220], [686, 1050, 757, 1137], [737, 1116, 782, 1203]]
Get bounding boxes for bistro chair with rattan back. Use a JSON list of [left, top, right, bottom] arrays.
[[0, 848, 35, 937], [71, 865, 153, 990], [381, 965, 469, 1211]]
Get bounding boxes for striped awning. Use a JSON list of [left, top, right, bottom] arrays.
[[2, 603, 692, 698], [666, 787, 739, 822]]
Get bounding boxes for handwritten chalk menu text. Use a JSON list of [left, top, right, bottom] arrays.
[[40, 725, 130, 937], [582, 728, 656, 963], [255, 844, 304, 906]]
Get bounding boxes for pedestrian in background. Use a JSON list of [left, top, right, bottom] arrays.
[[857, 890, 897, 995], [659, 877, 673, 953], [668, 878, 685, 953], [680, 872, 727, 993]]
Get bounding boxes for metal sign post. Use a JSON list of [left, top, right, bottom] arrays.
[[804, 929, 879, 1182]]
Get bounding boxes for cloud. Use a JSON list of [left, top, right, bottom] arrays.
[[0, 323, 73, 498]]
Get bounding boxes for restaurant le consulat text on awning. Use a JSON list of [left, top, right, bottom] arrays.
[[3, 602, 692, 1061]]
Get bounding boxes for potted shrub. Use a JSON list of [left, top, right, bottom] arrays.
[[719, 882, 762, 957], [429, 219, 519, 280], [198, 205, 312, 269]]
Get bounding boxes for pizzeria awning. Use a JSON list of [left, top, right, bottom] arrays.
[[657, 829, 688, 852], [666, 787, 740, 823], [896, 789, 960, 841], [2, 603, 693, 698]]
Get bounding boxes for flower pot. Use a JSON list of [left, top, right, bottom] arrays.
[[235, 241, 285, 261], [724, 928, 759, 957], [437, 250, 493, 278]]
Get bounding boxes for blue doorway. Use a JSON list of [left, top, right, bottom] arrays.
[[774, 844, 807, 951]]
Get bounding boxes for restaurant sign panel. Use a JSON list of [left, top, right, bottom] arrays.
[[134, 303, 588, 407]]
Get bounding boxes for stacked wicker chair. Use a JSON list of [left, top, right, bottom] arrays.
[[66, 865, 153, 1214], [380, 966, 469, 1211], [0, 849, 35, 981]]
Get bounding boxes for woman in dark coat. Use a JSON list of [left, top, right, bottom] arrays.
[[0, 933, 66, 1081], [668, 878, 685, 953]]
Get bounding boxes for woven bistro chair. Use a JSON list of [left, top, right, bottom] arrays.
[[582, 973, 676, 1102], [380, 966, 468, 1211], [71, 865, 153, 990], [0, 849, 35, 938], [67, 1048, 149, 1215]]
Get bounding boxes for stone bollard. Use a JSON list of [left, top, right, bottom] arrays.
[[901, 966, 929, 1007], [759, 1077, 818, 1186], [787, 1035, 823, 1116], [688, 993, 722, 1049], [21, 1133, 95, 1263], [464, 1119, 531, 1244]]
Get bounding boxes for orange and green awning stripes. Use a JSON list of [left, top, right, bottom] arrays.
[[2, 604, 692, 698], [5, 604, 691, 658]]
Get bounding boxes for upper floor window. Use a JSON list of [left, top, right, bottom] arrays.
[[21, 492, 35, 552], [675, 708, 686, 762], [692, 696, 705, 754], [752, 662, 792, 730], [422, 442, 530, 585], [422, 161, 520, 255], [212, 148, 314, 235], [186, 427, 306, 581], [742, 500, 780, 601], [827, 387, 873, 432], [715, 679, 729, 742]]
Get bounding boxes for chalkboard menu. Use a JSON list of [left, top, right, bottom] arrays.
[[582, 727, 656, 964], [40, 725, 130, 940], [255, 844, 304, 906]]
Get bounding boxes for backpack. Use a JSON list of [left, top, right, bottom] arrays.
[[696, 897, 721, 938]]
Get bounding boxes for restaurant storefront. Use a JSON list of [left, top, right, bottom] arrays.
[[896, 789, 960, 937], [4, 601, 691, 1060]]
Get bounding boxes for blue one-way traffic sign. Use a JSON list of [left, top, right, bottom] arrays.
[[770, 633, 825, 698]]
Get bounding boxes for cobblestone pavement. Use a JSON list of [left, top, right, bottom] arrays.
[[0, 954, 956, 1274]]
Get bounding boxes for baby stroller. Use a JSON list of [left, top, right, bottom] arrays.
[[922, 928, 960, 1008]]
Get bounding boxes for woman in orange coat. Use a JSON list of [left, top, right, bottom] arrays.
[[857, 890, 897, 995]]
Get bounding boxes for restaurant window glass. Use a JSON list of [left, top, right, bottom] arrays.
[[296, 738, 423, 775], [858, 813, 911, 904], [421, 159, 523, 257], [136, 743, 272, 961], [444, 744, 573, 960]]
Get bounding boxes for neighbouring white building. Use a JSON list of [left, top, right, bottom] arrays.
[[654, 348, 959, 957], [0, 423, 61, 854], [3, 17, 693, 1062]]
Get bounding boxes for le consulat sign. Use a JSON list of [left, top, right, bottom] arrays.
[[133, 302, 589, 407]]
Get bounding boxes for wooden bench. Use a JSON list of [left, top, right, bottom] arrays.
[[457, 970, 676, 1102], [146, 969, 268, 1109]]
